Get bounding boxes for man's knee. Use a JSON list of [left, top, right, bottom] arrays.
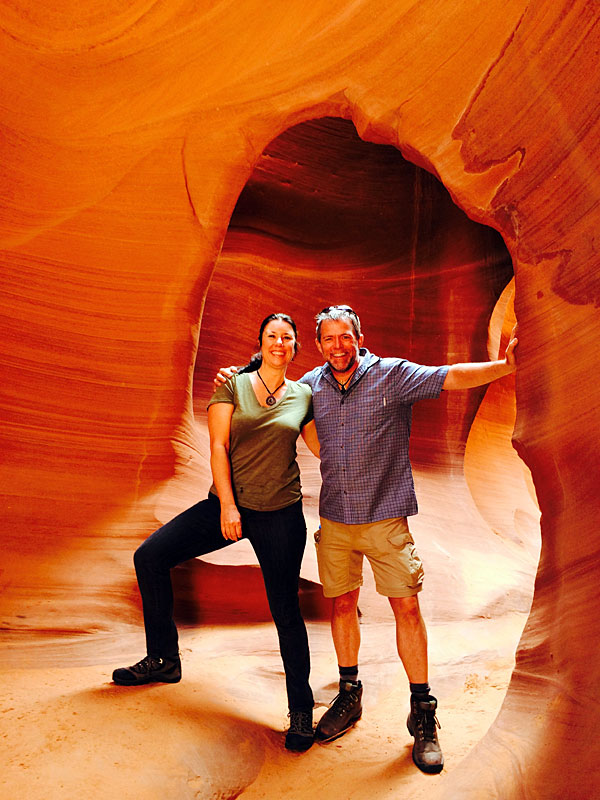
[[389, 594, 422, 622], [332, 589, 360, 618]]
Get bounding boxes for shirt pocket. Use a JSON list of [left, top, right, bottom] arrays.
[[360, 404, 388, 433]]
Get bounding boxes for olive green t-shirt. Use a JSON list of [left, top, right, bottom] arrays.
[[207, 373, 313, 511]]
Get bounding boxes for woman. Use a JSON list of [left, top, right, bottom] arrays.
[[112, 313, 318, 752]]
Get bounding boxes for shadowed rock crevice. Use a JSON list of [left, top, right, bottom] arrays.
[[197, 119, 515, 480], [2, 3, 599, 798], [172, 561, 330, 625]]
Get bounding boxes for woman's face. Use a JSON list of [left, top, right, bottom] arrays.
[[260, 319, 296, 369]]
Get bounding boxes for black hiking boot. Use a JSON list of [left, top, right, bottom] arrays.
[[315, 680, 363, 743], [285, 710, 314, 752], [407, 694, 444, 773], [112, 655, 181, 686]]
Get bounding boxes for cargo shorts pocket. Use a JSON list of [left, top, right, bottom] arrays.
[[387, 530, 424, 582]]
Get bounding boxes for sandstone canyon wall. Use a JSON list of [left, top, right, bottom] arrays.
[[1, 1, 599, 798]]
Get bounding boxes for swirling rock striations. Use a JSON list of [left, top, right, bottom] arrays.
[[1, 1, 599, 798]]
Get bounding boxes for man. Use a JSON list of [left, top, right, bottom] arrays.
[[217, 304, 518, 773]]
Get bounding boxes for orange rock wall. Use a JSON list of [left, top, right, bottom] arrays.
[[1, 1, 599, 797]]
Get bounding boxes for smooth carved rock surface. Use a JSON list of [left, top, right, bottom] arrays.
[[1, 1, 599, 798]]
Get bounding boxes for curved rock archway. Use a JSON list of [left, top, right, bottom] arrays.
[[1, 2, 599, 798]]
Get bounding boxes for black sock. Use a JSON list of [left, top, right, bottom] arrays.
[[410, 682, 430, 697], [339, 665, 359, 685]]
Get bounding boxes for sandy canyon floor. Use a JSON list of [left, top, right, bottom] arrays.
[[3, 517, 533, 800]]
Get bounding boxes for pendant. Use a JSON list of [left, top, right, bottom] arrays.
[[266, 395, 276, 406]]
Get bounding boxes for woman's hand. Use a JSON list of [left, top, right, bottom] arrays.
[[208, 403, 241, 539], [220, 503, 242, 541]]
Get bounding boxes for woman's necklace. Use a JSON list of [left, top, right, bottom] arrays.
[[256, 370, 286, 406]]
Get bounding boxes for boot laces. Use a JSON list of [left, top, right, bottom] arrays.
[[329, 688, 359, 718], [417, 708, 441, 742], [131, 656, 163, 674], [288, 710, 312, 733]]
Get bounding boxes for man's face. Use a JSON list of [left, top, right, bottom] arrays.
[[316, 318, 364, 374]]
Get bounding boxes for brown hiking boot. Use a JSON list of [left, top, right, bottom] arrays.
[[407, 694, 444, 773], [315, 680, 362, 743]]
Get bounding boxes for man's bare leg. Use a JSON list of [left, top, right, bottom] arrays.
[[388, 594, 428, 682], [331, 587, 361, 665], [315, 588, 363, 742], [389, 594, 443, 773]]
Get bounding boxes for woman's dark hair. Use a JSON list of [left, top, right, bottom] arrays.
[[238, 313, 299, 374]]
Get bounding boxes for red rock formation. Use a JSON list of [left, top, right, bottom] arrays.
[[1, 1, 599, 797]]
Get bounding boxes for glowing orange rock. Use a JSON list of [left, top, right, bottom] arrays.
[[1, 1, 599, 797]]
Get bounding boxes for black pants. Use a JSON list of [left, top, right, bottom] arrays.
[[133, 493, 313, 711]]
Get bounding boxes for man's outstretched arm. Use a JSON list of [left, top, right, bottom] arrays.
[[442, 325, 518, 391]]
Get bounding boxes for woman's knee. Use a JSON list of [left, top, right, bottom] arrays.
[[133, 531, 162, 572], [268, 594, 303, 630]]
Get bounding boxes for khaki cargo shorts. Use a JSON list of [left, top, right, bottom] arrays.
[[315, 516, 424, 598]]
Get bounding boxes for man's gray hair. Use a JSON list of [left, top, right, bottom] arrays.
[[315, 305, 362, 341]]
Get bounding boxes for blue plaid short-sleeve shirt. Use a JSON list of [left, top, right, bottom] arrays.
[[300, 349, 448, 524]]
